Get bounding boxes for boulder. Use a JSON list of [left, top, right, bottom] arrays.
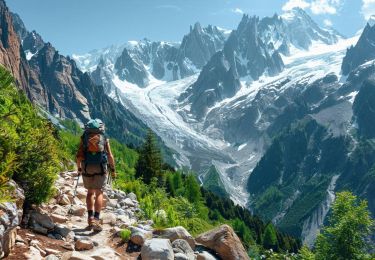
[[172, 239, 194, 260], [50, 213, 68, 223], [51, 205, 68, 216], [101, 212, 116, 225], [157, 226, 195, 249], [71, 205, 86, 216], [195, 224, 249, 260], [29, 211, 55, 230], [175, 253, 189, 260], [58, 194, 71, 205], [130, 227, 153, 246], [126, 192, 137, 201], [196, 251, 217, 260], [123, 198, 135, 207], [75, 238, 94, 251], [107, 199, 118, 208], [76, 187, 87, 200], [24, 246, 43, 260], [45, 254, 60, 260], [54, 224, 73, 239], [31, 223, 49, 235], [61, 251, 95, 260], [141, 238, 174, 260]]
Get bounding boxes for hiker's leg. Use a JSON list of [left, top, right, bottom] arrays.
[[86, 189, 95, 212], [94, 189, 103, 214]]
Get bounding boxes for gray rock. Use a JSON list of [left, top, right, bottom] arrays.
[[31, 223, 48, 235], [130, 227, 153, 246], [172, 239, 194, 260], [126, 192, 137, 201], [157, 226, 195, 249], [54, 224, 73, 238], [58, 194, 71, 205], [102, 212, 116, 225], [196, 251, 217, 260], [175, 252, 189, 260], [29, 211, 55, 230], [71, 204, 86, 217], [61, 251, 95, 260], [50, 213, 68, 223], [123, 198, 135, 207], [45, 254, 59, 260], [141, 238, 174, 260]]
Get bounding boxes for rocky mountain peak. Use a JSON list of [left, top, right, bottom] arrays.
[[342, 22, 375, 75], [368, 15, 375, 27], [192, 22, 202, 33]]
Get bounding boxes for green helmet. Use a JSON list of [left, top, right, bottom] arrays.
[[85, 118, 105, 132]]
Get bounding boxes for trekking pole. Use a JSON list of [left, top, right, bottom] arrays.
[[68, 174, 80, 214]]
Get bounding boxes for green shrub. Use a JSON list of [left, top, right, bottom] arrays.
[[0, 66, 59, 205], [119, 229, 131, 242]]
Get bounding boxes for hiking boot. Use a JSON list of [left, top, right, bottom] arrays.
[[92, 218, 103, 232], [87, 217, 95, 229]]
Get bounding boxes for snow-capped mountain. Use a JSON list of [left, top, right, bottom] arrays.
[[73, 23, 228, 93], [71, 8, 375, 244]]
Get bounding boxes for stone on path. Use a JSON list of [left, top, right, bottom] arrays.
[[71, 205, 86, 216], [50, 213, 68, 223], [61, 251, 95, 260], [75, 238, 94, 251], [45, 254, 60, 260], [141, 238, 174, 260]]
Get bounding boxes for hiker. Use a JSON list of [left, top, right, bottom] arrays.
[[76, 119, 116, 231]]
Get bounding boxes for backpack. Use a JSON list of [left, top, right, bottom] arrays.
[[82, 119, 108, 175]]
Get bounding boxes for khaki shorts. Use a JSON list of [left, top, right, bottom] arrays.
[[82, 164, 107, 190]]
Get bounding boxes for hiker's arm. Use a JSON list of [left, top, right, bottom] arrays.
[[76, 138, 84, 174], [106, 139, 116, 171]]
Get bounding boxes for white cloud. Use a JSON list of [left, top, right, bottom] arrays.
[[283, 0, 342, 15], [324, 19, 333, 27], [232, 8, 244, 15], [362, 0, 375, 20], [310, 0, 341, 15], [282, 0, 310, 11]]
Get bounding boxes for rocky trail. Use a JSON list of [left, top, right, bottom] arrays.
[[1, 171, 249, 260]]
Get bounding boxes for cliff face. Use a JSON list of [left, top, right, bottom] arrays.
[[0, 1, 29, 95], [0, 0, 148, 146]]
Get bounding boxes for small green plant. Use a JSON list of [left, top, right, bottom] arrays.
[[119, 229, 131, 242]]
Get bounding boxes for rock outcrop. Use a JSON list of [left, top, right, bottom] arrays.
[[342, 22, 375, 75], [196, 224, 249, 260], [0, 180, 25, 258]]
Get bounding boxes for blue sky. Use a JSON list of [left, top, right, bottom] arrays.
[[7, 0, 373, 55]]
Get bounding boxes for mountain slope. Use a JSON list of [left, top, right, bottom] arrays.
[[0, 2, 148, 145]]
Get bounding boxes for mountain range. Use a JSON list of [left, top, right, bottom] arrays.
[[0, 0, 374, 246]]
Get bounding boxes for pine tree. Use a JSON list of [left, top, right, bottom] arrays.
[[135, 129, 163, 184], [184, 173, 201, 204], [263, 223, 278, 251], [315, 191, 374, 260]]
